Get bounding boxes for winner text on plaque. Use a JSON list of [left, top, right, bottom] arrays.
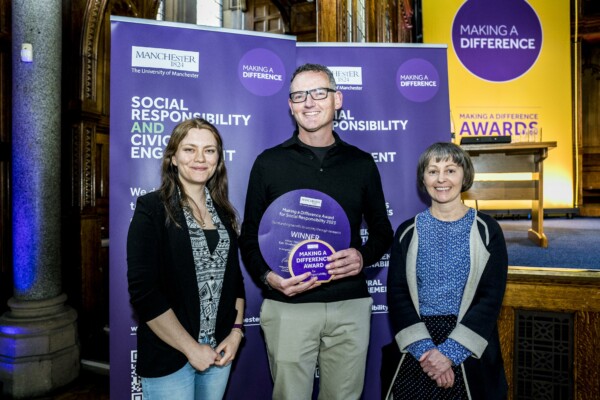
[[258, 189, 350, 281]]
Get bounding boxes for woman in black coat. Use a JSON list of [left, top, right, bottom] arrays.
[[127, 118, 245, 400], [385, 142, 508, 399]]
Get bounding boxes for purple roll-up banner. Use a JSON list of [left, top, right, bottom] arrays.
[[258, 189, 350, 281], [109, 17, 296, 399], [110, 19, 450, 399], [297, 43, 451, 399]]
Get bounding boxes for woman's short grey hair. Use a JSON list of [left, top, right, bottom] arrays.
[[416, 142, 475, 193]]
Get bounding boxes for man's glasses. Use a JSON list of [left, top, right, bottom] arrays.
[[289, 87, 336, 103]]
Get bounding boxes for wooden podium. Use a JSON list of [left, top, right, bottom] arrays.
[[461, 141, 557, 248]]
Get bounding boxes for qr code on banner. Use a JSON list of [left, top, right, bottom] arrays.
[[131, 350, 143, 397]]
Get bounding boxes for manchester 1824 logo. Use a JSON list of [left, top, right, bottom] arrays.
[[131, 46, 199, 73]]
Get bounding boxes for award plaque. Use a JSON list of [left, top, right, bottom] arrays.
[[258, 189, 351, 281], [288, 239, 335, 282]]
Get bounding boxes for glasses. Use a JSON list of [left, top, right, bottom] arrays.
[[289, 87, 336, 103]]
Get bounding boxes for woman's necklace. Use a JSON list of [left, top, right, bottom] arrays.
[[197, 211, 206, 228], [188, 194, 209, 228], [195, 204, 208, 228]]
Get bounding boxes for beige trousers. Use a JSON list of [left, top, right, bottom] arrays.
[[260, 297, 373, 400]]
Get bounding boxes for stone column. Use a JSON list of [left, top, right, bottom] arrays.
[[0, 1, 79, 398]]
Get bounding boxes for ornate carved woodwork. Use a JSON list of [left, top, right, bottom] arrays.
[[63, 0, 159, 359], [398, 0, 414, 42], [499, 269, 600, 400], [245, 0, 286, 34], [290, 1, 316, 42], [243, 1, 417, 44], [312, 0, 415, 43]]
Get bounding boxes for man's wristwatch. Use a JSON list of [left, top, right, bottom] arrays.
[[260, 270, 273, 290]]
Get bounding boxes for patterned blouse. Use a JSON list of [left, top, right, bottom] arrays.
[[182, 188, 231, 348], [406, 207, 475, 365]]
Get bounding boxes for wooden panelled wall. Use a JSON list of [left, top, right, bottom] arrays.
[[499, 269, 600, 400], [316, 0, 414, 42], [578, 1, 600, 215], [245, 0, 288, 36], [0, 1, 598, 398], [61, 0, 161, 359]]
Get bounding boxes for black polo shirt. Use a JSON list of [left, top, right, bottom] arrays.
[[240, 131, 393, 303]]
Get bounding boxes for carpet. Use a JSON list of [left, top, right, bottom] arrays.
[[496, 216, 600, 270]]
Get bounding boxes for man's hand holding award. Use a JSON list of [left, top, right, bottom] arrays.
[[258, 189, 351, 284]]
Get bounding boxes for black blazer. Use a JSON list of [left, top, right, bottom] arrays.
[[127, 191, 245, 378]]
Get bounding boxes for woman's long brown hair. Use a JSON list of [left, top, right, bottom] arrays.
[[159, 118, 239, 232]]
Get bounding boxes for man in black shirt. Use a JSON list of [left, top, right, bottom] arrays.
[[240, 63, 393, 399]]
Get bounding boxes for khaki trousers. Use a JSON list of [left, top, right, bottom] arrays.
[[260, 297, 373, 400]]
